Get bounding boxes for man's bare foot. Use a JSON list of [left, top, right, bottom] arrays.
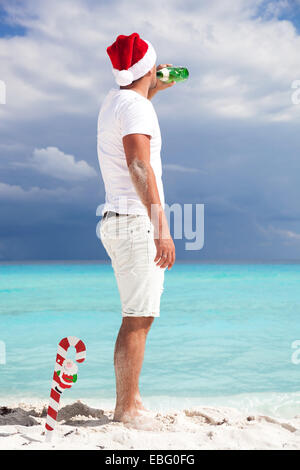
[[135, 394, 149, 412], [113, 408, 157, 430], [114, 394, 150, 421], [113, 407, 140, 423]]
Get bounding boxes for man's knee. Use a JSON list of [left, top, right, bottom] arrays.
[[122, 316, 155, 332]]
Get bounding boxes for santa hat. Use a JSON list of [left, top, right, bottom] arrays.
[[107, 32, 157, 86]]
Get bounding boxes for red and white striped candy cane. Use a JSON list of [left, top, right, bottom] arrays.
[[45, 336, 86, 442]]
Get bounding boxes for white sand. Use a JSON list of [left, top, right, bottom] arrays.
[[0, 400, 299, 450]]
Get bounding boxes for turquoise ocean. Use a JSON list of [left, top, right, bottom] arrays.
[[0, 262, 299, 418]]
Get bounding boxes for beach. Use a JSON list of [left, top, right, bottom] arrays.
[[0, 399, 299, 450]]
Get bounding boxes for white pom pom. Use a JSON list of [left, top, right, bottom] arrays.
[[116, 69, 134, 86]]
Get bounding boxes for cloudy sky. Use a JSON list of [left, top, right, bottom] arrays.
[[1, 0, 300, 261]]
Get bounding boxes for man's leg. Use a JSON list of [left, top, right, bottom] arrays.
[[113, 316, 154, 422]]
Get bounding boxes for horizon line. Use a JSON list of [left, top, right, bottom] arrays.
[[1, 259, 300, 265]]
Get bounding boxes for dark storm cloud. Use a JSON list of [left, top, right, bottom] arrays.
[[1, 0, 300, 261]]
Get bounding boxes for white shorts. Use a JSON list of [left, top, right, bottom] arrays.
[[99, 213, 165, 317]]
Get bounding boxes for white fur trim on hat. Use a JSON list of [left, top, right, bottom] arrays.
[[113, 69, 134, 86], [112, 40, 157, 86]]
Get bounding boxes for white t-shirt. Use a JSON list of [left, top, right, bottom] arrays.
[[97, 87, 165, 216]]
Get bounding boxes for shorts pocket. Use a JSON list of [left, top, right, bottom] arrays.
[[129, 222, 155, 268]]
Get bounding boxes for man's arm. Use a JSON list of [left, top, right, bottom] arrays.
[[123, 133, 175, 270]]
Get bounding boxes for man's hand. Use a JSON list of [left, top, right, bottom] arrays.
[[155, 64, 176, 91], [147, 64, 176, 100], [154, 234, 176, 270]]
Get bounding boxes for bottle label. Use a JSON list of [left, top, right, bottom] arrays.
[[160, 67, 170, 82]]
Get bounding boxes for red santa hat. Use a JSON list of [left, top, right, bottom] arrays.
[[107, 32, 157, 86]]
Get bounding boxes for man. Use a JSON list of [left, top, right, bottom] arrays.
[[97, 32, 175, 424]]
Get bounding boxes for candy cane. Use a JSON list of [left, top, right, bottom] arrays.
[[45, 336, 86, 442]]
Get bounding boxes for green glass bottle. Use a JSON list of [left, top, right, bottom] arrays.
[[156, 66, 189, 83]]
